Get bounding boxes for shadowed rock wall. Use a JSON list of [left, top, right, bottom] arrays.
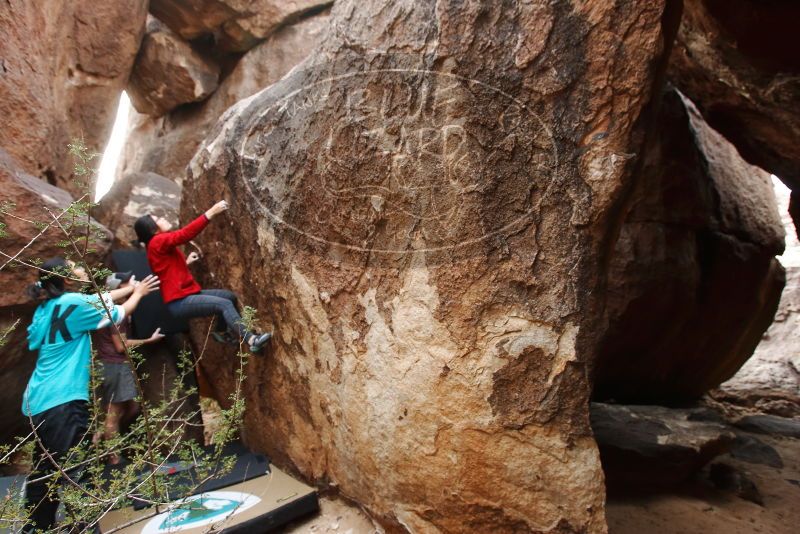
[[669, 0, 800, 229], [594, 88, 785, 402]]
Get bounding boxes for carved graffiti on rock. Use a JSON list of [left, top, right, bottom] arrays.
[[238, 61, 558, 257]]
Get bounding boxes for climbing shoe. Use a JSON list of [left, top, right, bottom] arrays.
[[211, 331, 238, 345], [249, 332, 273, 353]]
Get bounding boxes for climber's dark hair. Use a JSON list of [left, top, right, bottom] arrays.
[[26, 257, 70, 301], [134, 214, 158, 246]]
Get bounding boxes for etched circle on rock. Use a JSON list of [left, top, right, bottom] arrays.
[[237, 61, 558, 255]]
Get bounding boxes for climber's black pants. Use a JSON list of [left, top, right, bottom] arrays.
[[23, 400, 92, 533], [167, 289, 250, 339]]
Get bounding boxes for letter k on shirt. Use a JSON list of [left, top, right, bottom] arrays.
[[23, 292, 125, 416]]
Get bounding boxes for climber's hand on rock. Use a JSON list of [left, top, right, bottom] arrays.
[[205, 200, 229, 219]]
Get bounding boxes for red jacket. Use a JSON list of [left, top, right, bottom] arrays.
[[146, 215, 209, 303]]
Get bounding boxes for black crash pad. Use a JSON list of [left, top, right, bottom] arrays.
[[98, 465, 318, 533], [1, 444, 318, 533], [119, 442, 271, 510]]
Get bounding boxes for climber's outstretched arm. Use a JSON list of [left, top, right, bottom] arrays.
[[153, 201, 229, 250]]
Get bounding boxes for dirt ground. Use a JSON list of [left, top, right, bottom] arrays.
[[606, 433, 800, 534], [280, 495, 382, 534]]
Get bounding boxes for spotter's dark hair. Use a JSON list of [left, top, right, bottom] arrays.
[[26, 257, 70, 301]]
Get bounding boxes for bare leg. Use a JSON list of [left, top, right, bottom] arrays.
[[104, 402, 125, 464], [121, 400, 140, 430]]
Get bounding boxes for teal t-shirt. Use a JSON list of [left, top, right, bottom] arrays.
[[22, 292, 125, 416]]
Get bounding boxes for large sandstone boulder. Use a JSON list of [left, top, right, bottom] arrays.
[[0, 0, 147, 194], [150, 0, 332, 51], [182, 1, 678, 531], [593, 88, 785, 403], [93, 171, 181, 247], [0, 150, 112, 442], [717, 266, 800, 416], [668, 0, 800, 191], [117, 10, 329, 183], [127, 17, 221, 117], [717, 189, 800, 416]]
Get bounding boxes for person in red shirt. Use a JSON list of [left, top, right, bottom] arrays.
[[133, 200, 272, 353]]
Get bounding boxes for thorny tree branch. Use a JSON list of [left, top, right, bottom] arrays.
[[1, 145, 250, 532], [0, 192, 89, 273]]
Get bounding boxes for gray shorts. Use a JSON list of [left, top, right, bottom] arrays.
[[99, 361, 138, 404]]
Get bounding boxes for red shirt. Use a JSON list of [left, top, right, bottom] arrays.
[[146, 214, 209, 303]]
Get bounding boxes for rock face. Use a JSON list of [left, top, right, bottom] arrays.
[[791, 194, 800, 240], [183, 1, 678, 531], [594, 88, 786, 402], [0, 0, 147, 194], [127, 17, 221, 117], [668, 0, 800, 190], [117, 10, 329, 183], [0, 149, 112, 440], [93, 171, 182, 247], [590, 403, 735, 490], [150, 0, 332, 51], [0, 150, 112, 308]]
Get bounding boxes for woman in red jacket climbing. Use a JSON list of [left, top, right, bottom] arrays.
[[133, 200, 271, 353]]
